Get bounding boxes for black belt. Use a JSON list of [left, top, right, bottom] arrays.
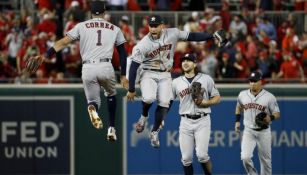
[[82, 58, 110, 64], [252, 126, 268, 131], [143, 68, 169, 72], [181, 113, 207, 120]]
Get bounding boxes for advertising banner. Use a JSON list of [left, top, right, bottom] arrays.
[[0, 96, 74, 175], [124, 97, 307, 175]]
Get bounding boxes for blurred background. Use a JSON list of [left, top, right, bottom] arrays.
[[0, 0, 307, 175]]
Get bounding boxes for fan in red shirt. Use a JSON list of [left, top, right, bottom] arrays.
[[276, 51, 305, 82]]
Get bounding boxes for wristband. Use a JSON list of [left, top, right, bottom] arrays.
[[270, 115, 275, 121], [235, 114, 241, 122], [44, 47, 56, 59]]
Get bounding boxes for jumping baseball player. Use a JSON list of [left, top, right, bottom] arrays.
[[25, 1, 129, 141], [235, 71, 280, 175], [126, 14, 228, 148], [172, 54, 220, 175]]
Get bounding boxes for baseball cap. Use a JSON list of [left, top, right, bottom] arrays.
[[248, 71, 262, 82], [148, 15, 163, 27], [91, 1, 106, 15], [181, 53, 197, 63]]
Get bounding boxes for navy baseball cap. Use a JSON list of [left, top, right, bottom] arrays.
[[248, 71, 262, 81], [148, 15, 163, 26], [181, 54, 197, 63], [91, 1, 106, 15]]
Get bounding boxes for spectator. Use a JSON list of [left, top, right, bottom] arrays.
[[217, 52, 235, 79], [256, 16, 277, 41], [199, 49, 218, 78], [256, 50, 278, 79], [64, 1, 86, 23], [219, 0, 231, 31], [233, 51, 249, 79], [5, 28, 23, 69], [245, 35, 258, 70], [229, 15, 248, 42], [36, 13, 57, 34], [282, 27, 299, 52], [276, 51, 305, 82], [107, 0, 127, 10]]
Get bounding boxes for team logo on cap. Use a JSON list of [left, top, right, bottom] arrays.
[[151, 17, 156, 22], [185, 54, 189, 57], [251, 72, 255, 77]]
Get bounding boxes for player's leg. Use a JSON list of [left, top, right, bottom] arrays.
[[99, 65, 117, 141], [82, 66, 103, 129], [241, 128, 258, 175], [150, 76, 172, 147], [195, 115, 212, 175], [257, 130, 272, 175], [135, 76, 157, 133], [179, 118, 195, 175]]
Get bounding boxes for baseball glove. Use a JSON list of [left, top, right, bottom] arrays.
[[255, 112, 269, 129], [191, 82, 205, 105], [25, 55, 43, 73], [213, 29, 230, 47]]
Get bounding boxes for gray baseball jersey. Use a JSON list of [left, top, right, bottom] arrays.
[[132, 28, 189, 71], [172, 73, 220, 115], [172, 73, 220, 166], [66, 17, 126, 62], [66, 17, 126, 108], [237, 89, 280, 175]]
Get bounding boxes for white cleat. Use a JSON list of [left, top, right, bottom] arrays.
[[135, 115, 148, 133], [107, 127, 117, 142], [87, 105, 103, 129], [150, 130, 160, 148]]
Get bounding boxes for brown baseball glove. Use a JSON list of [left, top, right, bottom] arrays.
[[191, 82, 205, 105], [25, 55, 44, 73]]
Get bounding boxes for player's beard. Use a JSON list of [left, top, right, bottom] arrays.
[[150, 32, 161, 40]]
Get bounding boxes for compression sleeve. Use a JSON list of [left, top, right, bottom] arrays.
[[187, 32, 214, 42], [128, 61, 141, 92], [116, 43, 127, 75]]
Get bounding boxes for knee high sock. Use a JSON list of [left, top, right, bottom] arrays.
[[201, 161, 212, 175], [88, 102, 98, 111], [183, 164, 194, 175], [107, 96, 116, 127], [142, 101, 152, 117], [152, 105, 168, 131]]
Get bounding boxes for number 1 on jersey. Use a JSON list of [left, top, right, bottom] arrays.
[[96, 30, 102, 46]]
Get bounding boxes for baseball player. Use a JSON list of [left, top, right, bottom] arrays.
[[25, 1, 129, 141], [126, 14, 228, 148], [172, 54, 220, 175], [235, 71, 280, 175]]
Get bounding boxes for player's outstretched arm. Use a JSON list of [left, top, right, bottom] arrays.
[[126, 61, 140, 101], [25, 36, 73, 73], [117, 43, 129, 90]]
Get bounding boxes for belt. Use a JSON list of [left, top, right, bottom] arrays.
[[143, 68, 169, 72], [82, 58, 111, 64], [252, 126, 268, 131], [181, 113, 207, 120]]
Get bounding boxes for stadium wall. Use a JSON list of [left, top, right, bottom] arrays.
[[0, 84, 306, 175]]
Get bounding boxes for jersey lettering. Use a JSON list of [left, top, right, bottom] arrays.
[[85, 22, 114, 30], [148, 44, 172, 58], [96, 30, 102, 46], [243, 103, 266, 111], [179, 88, 190, 98]]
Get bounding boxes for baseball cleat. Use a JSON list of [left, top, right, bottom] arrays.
[[135, 115, 148, 133], [107, 127, 117, 141], [87, 105, 103, 129], [150, 130, 160, 148]]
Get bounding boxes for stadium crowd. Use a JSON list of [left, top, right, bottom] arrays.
[[0, 0, 306, 83]]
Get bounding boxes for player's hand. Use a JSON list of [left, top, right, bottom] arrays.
[[120, 76, 129, 90], [235, 122, 240, 133], [126, 91, 136, 101], [263, 115, 271, 125], [194, 98, 203, 106]]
